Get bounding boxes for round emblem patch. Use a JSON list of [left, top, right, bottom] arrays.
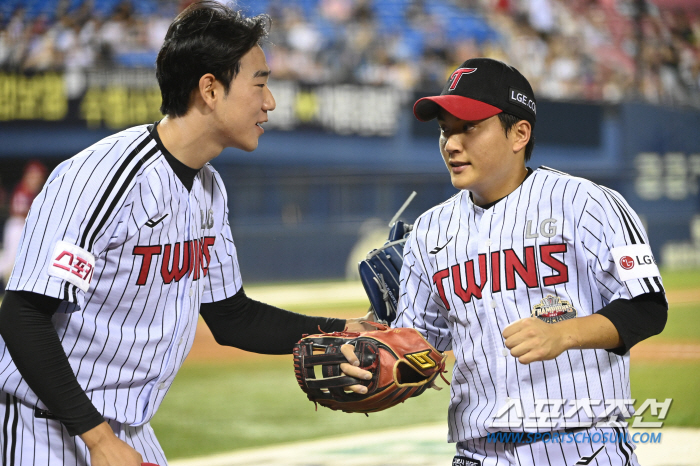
[[619, 256, 635, 270]]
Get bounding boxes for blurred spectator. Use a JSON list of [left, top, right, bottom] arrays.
[[0, 161, 47, 286], [0, 0, 698, 106]]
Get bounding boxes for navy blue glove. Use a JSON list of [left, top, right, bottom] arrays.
[[358, 221, 412, 324]]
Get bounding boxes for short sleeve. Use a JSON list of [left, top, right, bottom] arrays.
[[7, 133, 153, 304], [392, 219, 452, 352], [578, 185, 664, 303]]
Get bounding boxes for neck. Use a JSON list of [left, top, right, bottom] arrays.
[[472, 166, 529, 207], [156, 114, 224, 169]]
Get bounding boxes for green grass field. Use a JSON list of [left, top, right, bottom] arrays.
[[152, 359, 453, 459], [150, 269, 700, 460]]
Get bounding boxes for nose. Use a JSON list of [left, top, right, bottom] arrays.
[[443, 133, 462, 156], [263, 86, 276, 112]]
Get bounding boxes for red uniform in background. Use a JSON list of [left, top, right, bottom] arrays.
[[1, 160, 47, 283]]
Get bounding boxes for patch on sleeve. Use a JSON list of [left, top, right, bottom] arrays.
[[47, 240, 96, 292], [610, 244, 660, 282]]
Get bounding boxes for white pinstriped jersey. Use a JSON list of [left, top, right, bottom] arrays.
[[1, 124, 242, 426], [393, 167, 663, 443]]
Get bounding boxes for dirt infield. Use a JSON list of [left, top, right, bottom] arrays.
[[184, 284, 700, 364]]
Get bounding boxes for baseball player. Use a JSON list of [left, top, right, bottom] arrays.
[[393, 58, 667, 466], [0, 3, 371, 465]]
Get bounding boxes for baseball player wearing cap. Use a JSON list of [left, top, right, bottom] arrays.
[[393, 58, 667, 466], [0, 3, 372, 465]]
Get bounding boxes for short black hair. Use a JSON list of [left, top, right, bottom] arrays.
[[498, 113, 535, 162], [156, 1, 271, 117]]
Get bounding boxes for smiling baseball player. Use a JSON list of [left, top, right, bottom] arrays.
[[393, 58, 667, 465], [0, 3, 371, 465]]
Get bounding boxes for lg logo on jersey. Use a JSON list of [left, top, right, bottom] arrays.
[[201, 209, 214, 229], [133, 237, 215, 285], [525, 218, 556, 238], [619, 255, 654, 270], [431, 244, 569, 309], [611, 244, 660, 282]]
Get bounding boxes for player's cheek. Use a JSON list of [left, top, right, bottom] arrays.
[[439, 135, 448, 156]]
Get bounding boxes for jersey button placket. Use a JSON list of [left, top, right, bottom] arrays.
[[155, 200, 194, 408], [480, 209, 509, 410]]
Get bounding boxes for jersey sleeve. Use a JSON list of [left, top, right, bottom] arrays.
[[7, 133, 152, 304], [201, 172, 243, 303], [392, 219, 452, 352], [578, 185, 664, 303]]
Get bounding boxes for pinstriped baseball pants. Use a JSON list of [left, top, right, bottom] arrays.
[[454, 424, 642, 466], [0, 393, 167, 465]]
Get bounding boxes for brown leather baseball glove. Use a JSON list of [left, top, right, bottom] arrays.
[[293, 323, 448, 413]]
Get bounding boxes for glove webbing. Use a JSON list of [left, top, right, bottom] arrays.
[[372, 273, 396, 320], [296, 342, 374, 394]]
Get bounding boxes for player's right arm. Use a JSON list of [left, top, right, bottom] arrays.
[[0, 291, 143, 465], [80, 423, 143, 466], [0, 133, 157, 463], [392, 217, 452, 352]]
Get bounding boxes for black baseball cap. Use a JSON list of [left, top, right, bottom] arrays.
[[413, 58, 536, 127]]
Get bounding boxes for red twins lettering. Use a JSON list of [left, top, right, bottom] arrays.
[[133, 236, 216, 286], [448, 68, 477, 90], [452, 254, 487, 304], [53, 251, 94, 283], [431, 243, 570, 307]]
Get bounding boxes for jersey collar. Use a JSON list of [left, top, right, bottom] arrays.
[[148, 122, 200, 192]]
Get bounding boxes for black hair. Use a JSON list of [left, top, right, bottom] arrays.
[[497, 113, 535, 162], [156, 1, 271, 117]]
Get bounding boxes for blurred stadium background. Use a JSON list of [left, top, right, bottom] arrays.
[[1, 0, 700, 281], [0, 0, 699, 463]]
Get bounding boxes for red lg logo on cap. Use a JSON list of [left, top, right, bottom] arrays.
[[448, 68, 477, 90], [619, 256, 635, 270]]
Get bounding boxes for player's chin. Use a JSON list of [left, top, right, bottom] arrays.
[[449, 172, 474, 191], [235, 137, 260, 152]]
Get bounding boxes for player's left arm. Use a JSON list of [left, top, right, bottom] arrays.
[[503, 292, 667, 364], [199, 172, 372, 389], [503, 186, 668, 364], [200, 287, 372, 354]]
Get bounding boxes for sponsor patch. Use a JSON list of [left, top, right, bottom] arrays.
[[509, 87, 536, 115], [610, 244, 660, 282], [47, 240, 95, 292], [531, 294, 577, 323], [453, 456, 481, 466]]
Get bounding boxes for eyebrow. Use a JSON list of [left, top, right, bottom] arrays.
[[253, 70, 271, 78]]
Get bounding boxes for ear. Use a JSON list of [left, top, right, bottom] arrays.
[[198, 73, 218, 109], [511, 120, 531, 154]]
